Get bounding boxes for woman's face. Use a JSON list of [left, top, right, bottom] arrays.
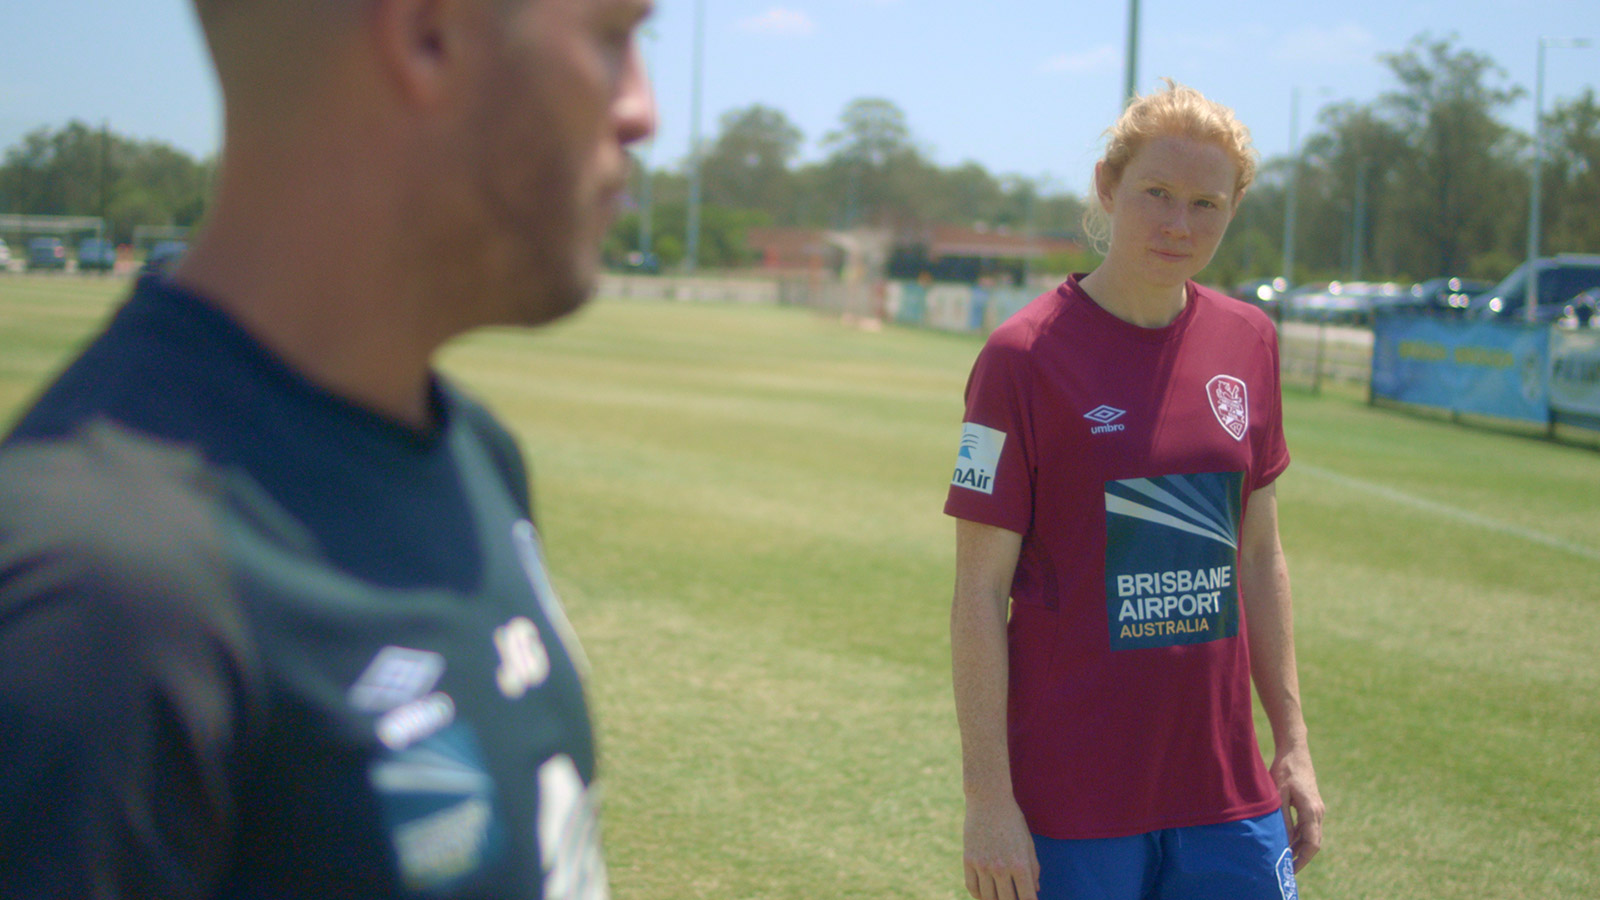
[[1097, 135, 1241, 289]]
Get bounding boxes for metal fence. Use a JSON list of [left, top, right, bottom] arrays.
[[1276, 320, 1372, 393], [600, 272, 1378, 394]]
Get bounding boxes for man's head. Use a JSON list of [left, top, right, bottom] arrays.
[[191, 0, 656, 331]]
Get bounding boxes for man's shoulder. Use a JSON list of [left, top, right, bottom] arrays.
[[5, 278, 212, 446], [0, 422, 255, 888], [0, 421, 230, 619]]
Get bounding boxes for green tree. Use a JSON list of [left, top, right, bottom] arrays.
[[0, 120, 210, 243], [1379, 35, 1526, 277], [700, 105, 803, 219], [914, 162, 1005, 226], [0, 122, 105, 218], [821, 98, 927, 227], [1214, 157, 1289, 286], [1299, 102, 1408, 279], [1541, 88, 1600, 254]]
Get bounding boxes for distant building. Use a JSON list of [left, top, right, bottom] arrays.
[[743, 224, 1085, 285], [745, 226, 835, 274], [889, 225, 1084, 284]]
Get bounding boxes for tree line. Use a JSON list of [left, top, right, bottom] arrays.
[[0, 121, 211, 245], [616, 34, 1600, 286], [606, 98, 1093, 273], [4, 34, 1597, 287], [1215, 35, 1600, 289]]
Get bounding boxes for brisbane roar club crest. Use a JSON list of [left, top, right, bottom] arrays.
[[1206, 375, 1249, 442]]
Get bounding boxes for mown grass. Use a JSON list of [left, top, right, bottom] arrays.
[[2, 274, 1596, 898]]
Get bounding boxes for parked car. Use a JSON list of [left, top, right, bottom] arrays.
[[1404, 276, 1493, 314], [1283, 282, 1335, 321], [1285, 280, 1389, 324], [1555, 288, 1598, 328], [141, 240, 189, 275], [0, 238, 11, 271], [27, 237, 68, 271], [1469, 254, 1600, 323], [619, 249, 660, 274], [1348, 281, 1410, 320], [77, 238, 118, 272], [1232, 277, 1290, 309]]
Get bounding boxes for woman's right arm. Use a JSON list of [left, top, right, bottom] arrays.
[[951, 518, 1038, 900]]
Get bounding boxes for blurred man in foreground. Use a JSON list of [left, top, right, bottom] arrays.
[[0, 0, 655, 896]]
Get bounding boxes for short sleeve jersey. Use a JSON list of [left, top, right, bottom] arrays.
[[944, 276, 1290, 840], [0, 276, 606, 899]]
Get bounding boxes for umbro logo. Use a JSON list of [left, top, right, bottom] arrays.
[[348, 647, 445, 713], [1084, 405, 1127, 434]]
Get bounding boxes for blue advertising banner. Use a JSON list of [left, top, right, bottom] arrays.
[[1371, 315, 1551, 423], [894, 282, 927, 325], [1549, 328, 1600, 426]]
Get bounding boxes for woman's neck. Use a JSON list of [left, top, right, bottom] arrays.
[[1077, 265, 1188, 329]]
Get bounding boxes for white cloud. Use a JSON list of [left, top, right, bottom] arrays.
[[1039, 46, 1119, 75], [736, 8, 817, 37], [1271, 23, 1378, 65]]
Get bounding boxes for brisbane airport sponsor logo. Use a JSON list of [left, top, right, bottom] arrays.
[[1206, 375, 1249, 441], [1083, 404, 1127, 435], [1103, 471, 1244, 651], [369, 724, 505, 893], [952, 422, 1005, 495]]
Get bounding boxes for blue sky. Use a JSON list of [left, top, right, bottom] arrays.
[[2, 0, 1598, 199]]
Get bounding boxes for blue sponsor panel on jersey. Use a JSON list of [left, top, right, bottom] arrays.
[[370, 722, 506, 892], [1104, 471, 1243, 651]]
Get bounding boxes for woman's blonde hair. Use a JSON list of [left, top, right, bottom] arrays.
[[1082, 79, 1258, 253]]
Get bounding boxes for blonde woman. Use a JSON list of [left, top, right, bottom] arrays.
[[948, 81, 1323, 900]]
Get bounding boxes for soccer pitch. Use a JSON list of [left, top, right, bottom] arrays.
[[2, 274, 1597, 898]]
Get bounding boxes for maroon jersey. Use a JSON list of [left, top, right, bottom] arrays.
[[945, 276, 1290, 839]]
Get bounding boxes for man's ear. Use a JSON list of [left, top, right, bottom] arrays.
[[370, 0, 462, 107]]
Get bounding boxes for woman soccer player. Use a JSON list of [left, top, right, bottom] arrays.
[[947, 80, 1324, 900]]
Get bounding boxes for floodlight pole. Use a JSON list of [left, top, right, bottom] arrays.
[[1123, 0, 1141, 105], [1525, 36, 1593, 323], [1526, 38, 1547, 322], [685, 0, 706, 274], [1351, 165, 1367, 281], [637, 28, 658, 261], [98, 120, 110, 240], [1281, 87, 1301, 287], [638, 152, 654, 257]]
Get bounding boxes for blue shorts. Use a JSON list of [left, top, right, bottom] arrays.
[[1032, 810, 1298, 900]]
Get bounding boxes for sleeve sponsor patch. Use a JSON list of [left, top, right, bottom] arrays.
[[951, 423, 1005, 495], [1104, 471, 1244, 650]]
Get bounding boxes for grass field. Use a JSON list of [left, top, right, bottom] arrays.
[[2, 273, 1598, 898]]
